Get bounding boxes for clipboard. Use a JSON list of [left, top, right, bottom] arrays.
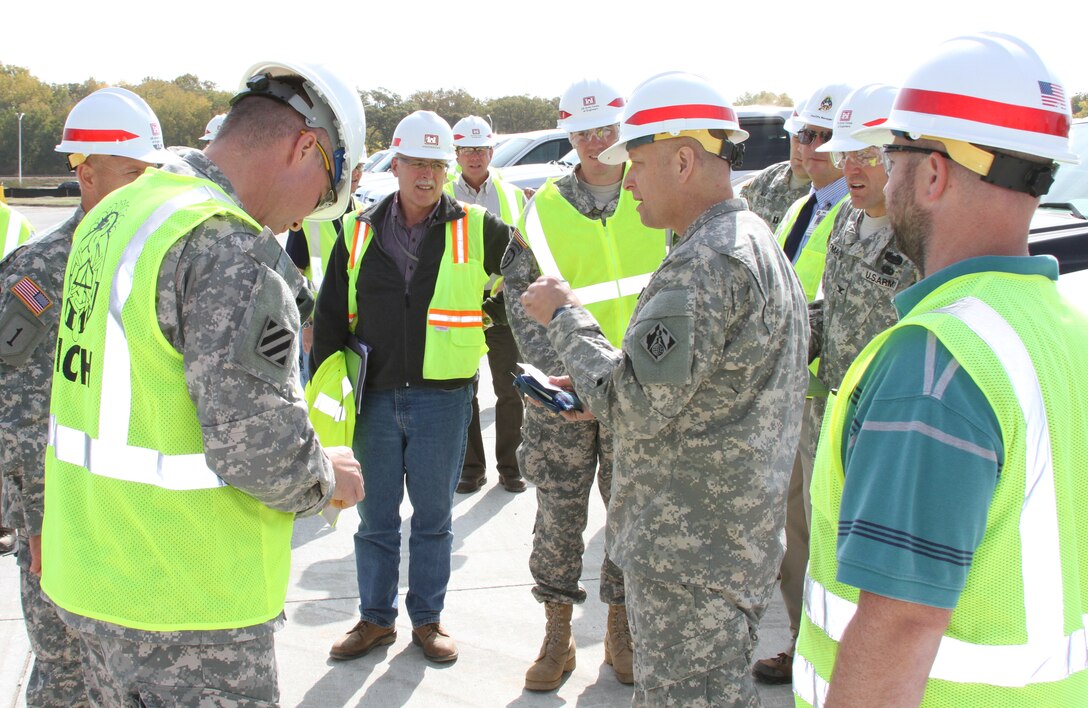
[[344, 334, 372, 415]]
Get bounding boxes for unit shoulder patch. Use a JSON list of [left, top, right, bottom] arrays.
[[642, 322, 677, 362]]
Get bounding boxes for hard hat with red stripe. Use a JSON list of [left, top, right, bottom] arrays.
[[784, 93, 811, 136], [55, 87, 175, 166], [853, 32, 1077, 195], [451, 115, 495, 147], [200, 114, 226, 142], [598, 71, 748, 166], [557, 78, 626, 133], [391, 110, 455, 161], [817, 84, 897, 154]]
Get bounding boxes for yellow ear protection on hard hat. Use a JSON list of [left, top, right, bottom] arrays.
[[67, 153, 87, 170], [893, 130, 1057, 197], [626, 128, 745, 167]]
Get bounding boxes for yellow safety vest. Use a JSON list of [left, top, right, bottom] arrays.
[[444, 171, 525, 227], [343, 204, 489, 380], [520, 173, 668, 347], [796, 270, 1088, 706], [42, 168, 294, 632], [1, 202, 34, 260], [775, 194, 849, 302]]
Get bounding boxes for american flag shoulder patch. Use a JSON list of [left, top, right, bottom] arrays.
[[11, 277, 52, 317]]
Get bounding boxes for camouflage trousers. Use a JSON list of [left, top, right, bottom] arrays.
[[77, 631, 279, 707], [519, 403, 625, 605], [625, 572, 762, 707], [17, 540, 87, 707]]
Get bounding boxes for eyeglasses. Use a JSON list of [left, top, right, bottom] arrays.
[[880, 145, 952, 174], [797, 128, 834, 146], [570, 124, 619, 145], [831, 146, 882, 169], [456, 146, 491, 155], [303, 130, 345, 211], [397, 157, 450, 172]]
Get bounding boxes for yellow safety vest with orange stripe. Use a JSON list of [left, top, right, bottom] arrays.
[[343, 204, 489, 380]]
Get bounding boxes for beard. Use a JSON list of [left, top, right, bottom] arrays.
[[888, 161, 932, 274]]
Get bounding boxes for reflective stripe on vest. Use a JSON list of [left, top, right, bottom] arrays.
[[517, 178, 661, 341], [799, 295, 1088, 703], [49, 185, 231, 491], [312, 375, 352, 422], [343, 203, 488, 379]]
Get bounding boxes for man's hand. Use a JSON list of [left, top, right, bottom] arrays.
[[548, 374, 595, 421], [30, 534, 42, 577], [521, 275, 580, 326], [325, 446, 364, 509]]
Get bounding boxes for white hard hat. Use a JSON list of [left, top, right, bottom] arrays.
[[55, 87, 174, 164], [799, 83, 854, 130], [817, 84, 897, 154], [233, 60, 367, 221], [598, 71, 748, 166], [451, 115, 495, 147], [853, 32, 1078, 170], [557, 79, 626, 133], [391, 110, 455, 161], [199, 114, 226, 142], [784, 93, 810, 135]]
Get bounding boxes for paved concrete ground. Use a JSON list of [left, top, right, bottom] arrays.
[[0, 205, 796, 707]]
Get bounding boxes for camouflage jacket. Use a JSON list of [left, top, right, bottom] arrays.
[[0, 208, 83, 537], [52, 147, 332, 643], [546, 199, 809, 594], [805, 206, 918, 456], [502, 170, 621, 375], [742, 160, 811, 231], [809, 206, 919, 390]]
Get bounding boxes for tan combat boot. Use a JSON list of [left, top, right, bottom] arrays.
[[604, 603, 634, 685], [525, 602, 576, 691]]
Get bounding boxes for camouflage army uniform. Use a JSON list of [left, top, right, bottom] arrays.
[[46, 147, 335, 707], [741, 160, 811, 231], [776, 205, 919, 659], [539, 198, 809, 706], [0, 209, 88, 707], [502, 173, 625, 606]]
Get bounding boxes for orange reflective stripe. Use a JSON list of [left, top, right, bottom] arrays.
[[451, 204, 470, 264], [427, 308, 483, 328], [348, 222, 370, 270]]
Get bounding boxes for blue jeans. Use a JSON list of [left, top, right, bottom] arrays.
[[352, 385, 473, 628]]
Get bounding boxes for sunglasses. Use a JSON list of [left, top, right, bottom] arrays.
[[570, 124, 619, 145], [797, 128, 834, 146]]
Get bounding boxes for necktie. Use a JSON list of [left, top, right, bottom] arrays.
[[782, 194, 817, 263]]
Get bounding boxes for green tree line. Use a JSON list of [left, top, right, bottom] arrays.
[[5, 63, 1084, 176], [0, 64, 563, 176]]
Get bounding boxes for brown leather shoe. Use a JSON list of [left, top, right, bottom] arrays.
[[456, 475, 485, 494], [499, 474, 527, 493], [329, 620, 396, 660], [412, 622, 458, 662], [752, 651, 793, 684]]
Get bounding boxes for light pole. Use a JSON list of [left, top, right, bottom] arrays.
[[16, 112, 25, 184]]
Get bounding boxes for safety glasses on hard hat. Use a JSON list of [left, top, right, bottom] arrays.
[[303, 130, 341, 211], [831, 147, 882, 169], [570, 124, 619, 146], [797, 128, 834, 146], [625, 128, 745, 166]]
